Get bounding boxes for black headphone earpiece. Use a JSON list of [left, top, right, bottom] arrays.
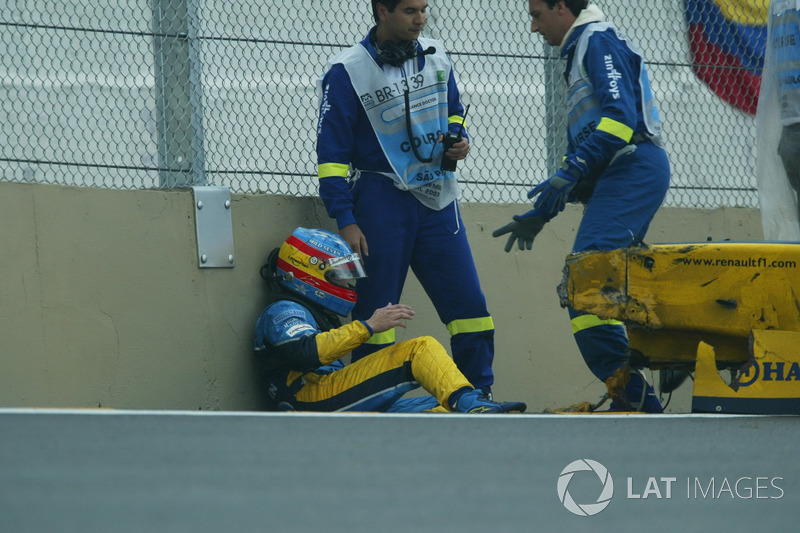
[[376, 40, 418, 67], [260, 247, 283, 283]]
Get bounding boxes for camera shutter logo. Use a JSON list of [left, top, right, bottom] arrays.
[[557, 459, 614, 516]]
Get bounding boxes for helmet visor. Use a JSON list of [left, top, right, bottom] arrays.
[[325, 253, 367, 286]]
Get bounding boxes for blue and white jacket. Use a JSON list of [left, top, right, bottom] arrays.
[[560, 6, 663, 178], [316, 27, 469, 224]]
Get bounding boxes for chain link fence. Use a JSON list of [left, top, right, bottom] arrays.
[[1, 1, 766, 208]]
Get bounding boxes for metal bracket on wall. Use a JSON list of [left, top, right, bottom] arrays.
[[192, 186, 235, 268]]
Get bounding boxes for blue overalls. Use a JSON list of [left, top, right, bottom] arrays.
[[562, 21, 671, 409], [316, 28, 495, 390]]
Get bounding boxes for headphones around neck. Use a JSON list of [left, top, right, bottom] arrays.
[[376, 39, 418, 67]]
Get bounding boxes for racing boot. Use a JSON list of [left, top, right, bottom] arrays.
[[451, 388, 527, 414]]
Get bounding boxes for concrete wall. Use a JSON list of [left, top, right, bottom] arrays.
[[0, 181, 763, 412], [3, 409, 796, 532]]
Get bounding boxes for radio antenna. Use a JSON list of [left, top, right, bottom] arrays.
[[455, 104, 470, 136]]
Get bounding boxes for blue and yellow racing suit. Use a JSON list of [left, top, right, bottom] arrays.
[[559, 12, 670, 400], [316, 27, 495, 390], [253, 299, 472, 412]]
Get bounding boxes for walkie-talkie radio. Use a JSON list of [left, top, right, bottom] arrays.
[[440, 104, 470, 172]]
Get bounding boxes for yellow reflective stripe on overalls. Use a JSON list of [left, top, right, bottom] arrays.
[[448, 114, 467, 129], [363, 328, 396, 345], [318, 162, 349, 179], [571, 314, 625, 334], [596, 117, 633, 143], [446, 316, 494, 336]]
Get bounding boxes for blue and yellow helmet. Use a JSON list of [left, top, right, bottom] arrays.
[[275, 227, 367, 316]]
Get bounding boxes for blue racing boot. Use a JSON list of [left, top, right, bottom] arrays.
[[452, 388, 527, 414]]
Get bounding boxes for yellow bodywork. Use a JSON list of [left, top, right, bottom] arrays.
[[559, 242, 800, 369], [692, 330, 800, 414]]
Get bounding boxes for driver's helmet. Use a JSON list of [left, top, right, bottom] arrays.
[[275, 227, 366, 316]]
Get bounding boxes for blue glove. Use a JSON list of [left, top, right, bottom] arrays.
[[526, 155, 588, 219], [492, 208, 549, 252]]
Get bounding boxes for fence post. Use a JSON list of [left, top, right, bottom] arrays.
[[152, 0, 206, 187], [543, 43, 566, 176]]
